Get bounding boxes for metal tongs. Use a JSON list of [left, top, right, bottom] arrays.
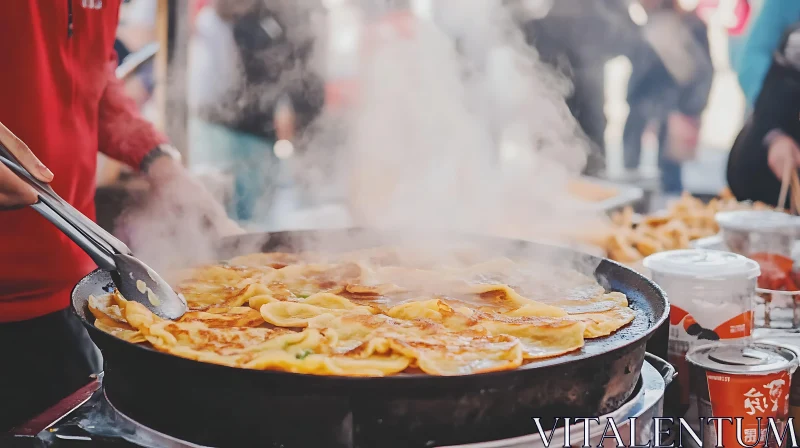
[[0, 137, 187, 320]]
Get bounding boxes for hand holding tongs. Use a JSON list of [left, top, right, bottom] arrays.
[[0, 123, 187, 319]]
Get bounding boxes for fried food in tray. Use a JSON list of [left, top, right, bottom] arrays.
[[567, 179, 619, 202], [89, 248, 636, 377], [606, 190, 772, 264]]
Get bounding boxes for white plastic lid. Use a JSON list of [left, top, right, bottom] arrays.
[[716, 210, 800, 234], [643, 249, 760, 280]]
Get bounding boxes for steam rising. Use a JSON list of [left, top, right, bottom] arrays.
[[120, 0, 611, 275], [307, 0, 608, 245]]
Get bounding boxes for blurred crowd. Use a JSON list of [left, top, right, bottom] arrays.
[[112, 0, 800, 223]]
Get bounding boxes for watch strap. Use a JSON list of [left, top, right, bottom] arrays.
[[140, 144, 181, 173]]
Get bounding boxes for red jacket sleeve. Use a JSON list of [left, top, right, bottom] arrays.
[[97, 52, 168, 170]]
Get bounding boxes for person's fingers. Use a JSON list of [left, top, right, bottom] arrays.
[[216, 217, 244, 237], [154, 178, 242, 237], [0, 162, 38, 210], [768, 156, 783, 181], [769, 158, 785, 181], [274, 96, 295, 142], [0, 121, 53, 182], [200, 198, 242, 237], [275, 116, 295, 142], [769, 141, 790, 180]]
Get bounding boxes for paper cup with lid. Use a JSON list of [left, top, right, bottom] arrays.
[[643, 249, 761, 411], [644, 249, 760, 342], [686, 342, 798, 447], [716, 210, 800, 257]]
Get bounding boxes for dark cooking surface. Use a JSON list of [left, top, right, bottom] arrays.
[[71, 229, 669, 448], [6, 367, 658, 448], [82, 229, 667, 373]]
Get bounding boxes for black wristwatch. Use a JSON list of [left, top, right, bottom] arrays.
[[140, 144, 182, 174]]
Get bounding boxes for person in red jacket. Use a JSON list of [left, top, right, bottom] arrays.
[[0, 1, 237, 431]]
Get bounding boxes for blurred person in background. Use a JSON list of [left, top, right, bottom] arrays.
[[0, 0, 236, 431], [189, 0, 325, 223], [116, 0, 158, 107], [695, 0, 756, 77], [737, 0, 800, 109], [715, 0, 761, 119], [622, 0, 713, 195], [98, 0, 159, 187], [522, 0, 642, 176], [727, 0, 759, 72], [727, 21, 800, 206]]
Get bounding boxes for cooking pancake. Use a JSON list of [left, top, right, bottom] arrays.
[[94, 320, 146, 344], [307, 313, 526, 375], [178, 307, 266, 328], [259, 293, 376, 328], [566, 307, 637, 338], [91, 251, 637, 377], [506, 291, 635, 338], [384, 299, 585, 360], [89, 292, 147, 343], [88, 292, 127, 323], [94, 314, 146, 344], [171, 264, 277, 309], [91, 293, 265, 341], [126, 301, 313, 366], [125, 301, 409, 376]]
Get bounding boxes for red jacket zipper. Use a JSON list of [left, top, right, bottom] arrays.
[[67, 0, 73, 37]]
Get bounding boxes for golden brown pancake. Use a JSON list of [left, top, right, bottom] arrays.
[[90, 249, 636, 377]]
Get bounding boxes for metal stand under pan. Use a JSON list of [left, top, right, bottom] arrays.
[[104, 390, 211, 448], [99, 357, 672, 448], [440, 356, 672, 448]]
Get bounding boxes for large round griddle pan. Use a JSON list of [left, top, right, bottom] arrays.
[[72, 229, 669, 448]]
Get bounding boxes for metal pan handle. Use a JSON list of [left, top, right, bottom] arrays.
[[645, 353, 677, 386], [5, 376, 101, 438]]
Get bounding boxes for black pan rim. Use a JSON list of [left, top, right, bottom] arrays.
[[71, 231, 668, 384]]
